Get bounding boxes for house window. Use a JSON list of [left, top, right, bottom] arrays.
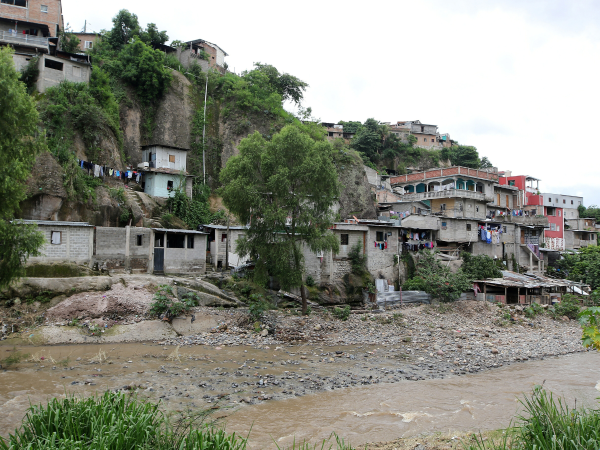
[[187, 235, 195, 249], [550, 223, 556, 231], [340, 234, 349, 245], [169, 155, 176, 163], [431, 138, 435, 142], [440, 203, 446, 211], [167, 180, 174, 191], [557, 226, 560, 232], [476, 206, 479, 212], [84, 41, 93, 49], [466, 224, 472, 231], [548, 198, 552, 203], [442, 222, 447, 230], [155, 234, 164, 248], [44, 59, 64, 71], [506, 195, 510, 207], [41, 4, 48, 12], [376, 231, 384, 242], [136, 235, 143, 246], [167, 234, 185, 248], [563, 199, 566, 204], [221, 233, 227, 242], [571, 200, 574, 205], [1, 0, 28, 6], [503, 226, 507, 233], [547, 207, 556, 216], [51, 231, 61, 245], [558, 210, 562, 217], [508, 180, 515, 186]]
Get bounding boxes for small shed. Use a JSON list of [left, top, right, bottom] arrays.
[[151, 228, 208, 275], [22, 220, 94, 265], [474, 271, 589, 305]]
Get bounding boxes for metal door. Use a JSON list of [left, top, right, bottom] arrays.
[[154, 248, 164, 272]]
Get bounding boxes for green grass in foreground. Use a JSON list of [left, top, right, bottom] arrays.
[[465, 386, 600, 450], [0, 392, 356, 450]]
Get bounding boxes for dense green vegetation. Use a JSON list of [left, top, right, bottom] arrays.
[[578, 204, 600, 222], [467, 387, 600, 450], [0, 47, 45, 289], [550, 245, 600, 290], [338, 118, 493, 173], [0, 392, 249, 450], [220, 124, 339, 314], [402, 251, 504, 302], [461, 252, 504, 280], [167, 185, 224, 230]]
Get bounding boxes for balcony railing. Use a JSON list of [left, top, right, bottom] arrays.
[[0, 31, 49, 49], [397, 189, 486, 202]]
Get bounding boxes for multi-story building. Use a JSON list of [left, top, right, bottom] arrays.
[[73, 31, 99, 52], [1, 0, 90, 93], [392, 120, 454, 150], [0, 0, 63, 38], [564, 218, 598, 250], [176, 39, 228, 73], [140, 144, 194, 199], [499, 171, 585, 250]]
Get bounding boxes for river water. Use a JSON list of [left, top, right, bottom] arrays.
[[225, 352, 600, 448], [0, 343, 598, 448]]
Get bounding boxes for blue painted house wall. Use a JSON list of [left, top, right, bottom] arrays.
[[144, 173, 186, 198]]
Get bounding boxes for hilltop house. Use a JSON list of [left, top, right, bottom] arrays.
[[0, 0, 91, 92], [140, 144, 193, 199]]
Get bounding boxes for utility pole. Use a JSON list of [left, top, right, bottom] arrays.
[[225, 213, 230, 272], [185, 70, 209, 185], [202, 73, 208, 185]]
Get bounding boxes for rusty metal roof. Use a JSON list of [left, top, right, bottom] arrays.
[[475, 271, 588, 289]]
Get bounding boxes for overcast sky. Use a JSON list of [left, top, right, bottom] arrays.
[[63, 0, 600, 206]]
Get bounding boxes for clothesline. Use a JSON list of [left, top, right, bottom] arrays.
[[78, 159, 144, 184]]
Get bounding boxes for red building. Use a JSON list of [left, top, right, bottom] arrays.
[[499, 171, 565, 250]]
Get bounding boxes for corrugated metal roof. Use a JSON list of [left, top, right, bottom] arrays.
[[152, 228, 207, 234], [201, 225, 248, 230], [18, 220, 93, 227], [475, 270, 587, 289]]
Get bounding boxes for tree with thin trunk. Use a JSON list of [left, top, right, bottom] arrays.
[[0, 47, 45, 288], [220, 124, 340, 314]]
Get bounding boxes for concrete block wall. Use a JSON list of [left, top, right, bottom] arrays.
[[36, 55, 90, 94], [30, 225, 93, 263], [366, 227, 399, 280], [93, 227, 151, 273], [163, 234, 207, 274]]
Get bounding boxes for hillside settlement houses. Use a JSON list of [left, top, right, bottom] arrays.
[[2, 1, 593, 306]]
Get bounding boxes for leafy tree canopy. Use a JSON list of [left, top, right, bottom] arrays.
[[220, 124, 340, 313], [577, 205, 600, 222], [480, 156, 494, 169], [252, 63, 309, 105], [441, 145, 481, 169], [104, 9, 142, 50], [410, 251, 473, 302], [59, 24, 81, 53], [555, 245, 600, 290], [461, 252, 503, 280], [0, 47, 45, 287]]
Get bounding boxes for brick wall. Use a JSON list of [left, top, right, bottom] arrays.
[[0, 0, 63, 37]]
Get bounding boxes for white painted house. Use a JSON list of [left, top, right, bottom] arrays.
[[140, 144, 193, 199]]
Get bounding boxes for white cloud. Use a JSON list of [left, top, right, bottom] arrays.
[[62, 0, 600, 205]]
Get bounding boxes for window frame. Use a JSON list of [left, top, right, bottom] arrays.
[[50, 231, 62, 245], [376, 231, 384, 242], [340, 234, 349, 246], [187, 235, 195, 249], [40, 4, 48, 12], [84, 40, 93, 49], [136, 235, 143, 246]]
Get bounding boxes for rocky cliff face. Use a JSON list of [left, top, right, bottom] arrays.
[[335, 152, 377, 220], [22, 70, 376, 225]]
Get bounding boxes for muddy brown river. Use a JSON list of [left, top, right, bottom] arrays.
[[1, 343, 598, 448]]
